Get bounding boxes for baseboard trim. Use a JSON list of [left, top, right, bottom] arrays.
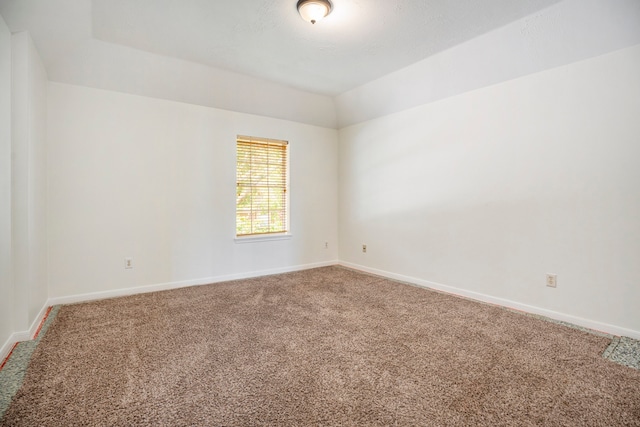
[[6, 260, 636, 363], [48, 260, 340, 306], [0, 301, 51, 364], [339, 261, 640, 340], [1, 334, 22, 366], [2, 261, 339, 363], [29, 303, 51, 339]]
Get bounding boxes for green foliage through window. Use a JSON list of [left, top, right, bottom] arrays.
[[236, 136, 288, 236]]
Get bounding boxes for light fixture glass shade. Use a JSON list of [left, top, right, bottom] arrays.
[[297, 0, 332, 24]]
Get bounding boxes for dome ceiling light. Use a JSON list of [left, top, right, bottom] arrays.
[[297, 0, 333, 25]]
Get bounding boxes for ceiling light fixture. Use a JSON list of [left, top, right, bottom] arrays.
[[297, 0, 332, 25]]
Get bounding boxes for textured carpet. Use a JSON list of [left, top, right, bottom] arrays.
[[2, 266, 639, 426]]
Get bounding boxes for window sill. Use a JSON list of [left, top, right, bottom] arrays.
[[234, 233, 292, 244]]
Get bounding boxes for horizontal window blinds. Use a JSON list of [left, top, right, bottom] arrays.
[[236, 136, 289, 236]]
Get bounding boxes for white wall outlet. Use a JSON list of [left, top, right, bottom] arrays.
[[124, 257, 133, 269], [546, 273, 557, 288], [362, 244, 367, 253]]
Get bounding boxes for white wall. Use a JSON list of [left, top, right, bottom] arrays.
[[49, 39, 338, 129], [339, 44, 640, 337], [47, 82, 339, 299], [11, 31, 48, 333], [336, 0, 640, 127], [0, 13, 14, 356], [26, 32, 47, 324]]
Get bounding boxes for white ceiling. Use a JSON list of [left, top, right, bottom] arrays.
[[1, 0, 563, 96]]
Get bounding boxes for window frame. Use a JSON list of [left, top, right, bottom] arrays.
[[234, 135, 291, 242]]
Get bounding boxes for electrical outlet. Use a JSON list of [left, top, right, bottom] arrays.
[[124, 257, 133, 269], [546, 273, 557, 288], [325, 242, 328, 249], [362, 244, 367, 253]]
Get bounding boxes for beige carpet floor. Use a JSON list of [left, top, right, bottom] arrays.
[[1, 266, 639, 426]]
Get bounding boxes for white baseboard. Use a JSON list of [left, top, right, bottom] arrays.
[[3, 259, 637, 364], [0, 301, 51, 363], [339, 261, 640, 341], [2, 261, 339, 362], [28, 303, 51, 338], [1, 333, 21, 364], [48, 260, 340, 306]]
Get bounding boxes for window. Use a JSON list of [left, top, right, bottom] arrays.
[[236, 135, 289, 237]]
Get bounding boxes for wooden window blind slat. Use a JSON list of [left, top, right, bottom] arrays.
[[236, 135, 288, 237]]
